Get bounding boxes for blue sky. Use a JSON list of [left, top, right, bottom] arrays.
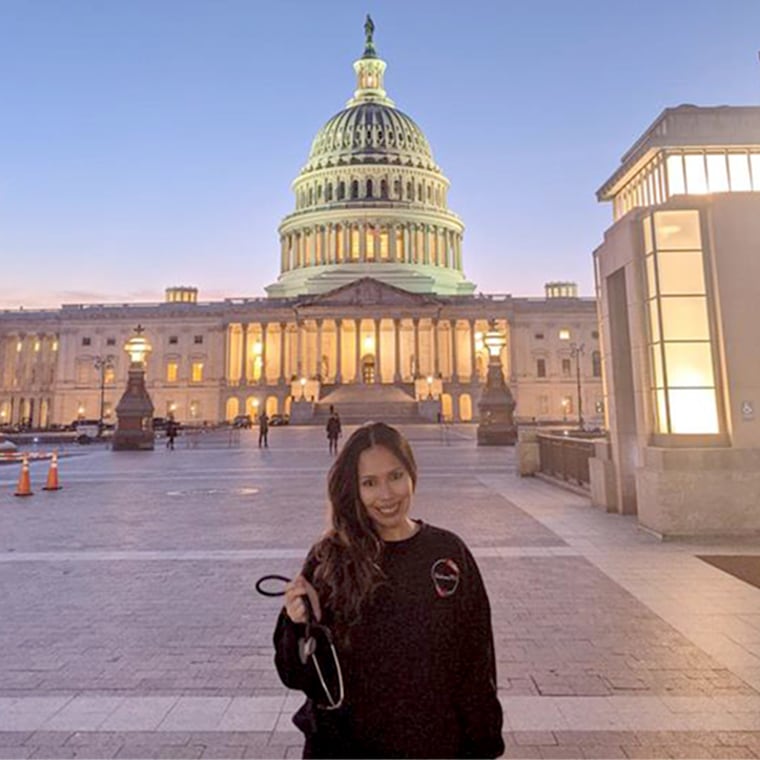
[[1, 0, 759, 308]]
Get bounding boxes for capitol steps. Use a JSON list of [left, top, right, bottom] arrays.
[[314, 383, 428, 425]]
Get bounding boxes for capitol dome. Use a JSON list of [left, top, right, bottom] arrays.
[[266, 17, 475, 299], [305, 102, 437, 172]]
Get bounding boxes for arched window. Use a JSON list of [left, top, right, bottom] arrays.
[[394, 178, 401, 198], [366, 178, 373, 198], [380, 179, 388, 198], [326, 183, 333, 201], [351, 180, 359, 199], [407, 181, 413, 200], [417, 184, 423, 202], [308, 188, 313, 205], [337, 181, 345, 200]]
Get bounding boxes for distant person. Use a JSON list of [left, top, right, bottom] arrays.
[[165, 418, 178, 450], [258, 412, 269, 449], [325, 405, 342, 455], [273, 422, 504, 758]]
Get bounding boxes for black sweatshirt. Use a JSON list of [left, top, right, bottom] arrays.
[[273, 522, 504, 759]]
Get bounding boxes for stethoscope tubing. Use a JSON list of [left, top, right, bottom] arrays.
[[254, 573, 344, 710]]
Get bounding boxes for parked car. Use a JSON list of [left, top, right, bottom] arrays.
[[269, 414, 290, 426], [0, 435, 17, 452], [232, 414, 252, 429], [73, 419, 101, 444]]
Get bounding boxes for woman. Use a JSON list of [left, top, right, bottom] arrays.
[[273, 422, 504, 758]]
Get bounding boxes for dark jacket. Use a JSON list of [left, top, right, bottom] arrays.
[[273, 523, 504, 758]]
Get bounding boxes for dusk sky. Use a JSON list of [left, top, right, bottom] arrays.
[[2, 0, 759, 309]]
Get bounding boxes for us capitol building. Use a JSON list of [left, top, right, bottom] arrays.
[[0, 20, 601, 429]]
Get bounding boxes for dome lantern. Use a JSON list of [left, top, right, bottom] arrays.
[[348, 15, 394, 108]]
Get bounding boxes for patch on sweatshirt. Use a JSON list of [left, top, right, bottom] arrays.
[[431, 558, 460, 598]]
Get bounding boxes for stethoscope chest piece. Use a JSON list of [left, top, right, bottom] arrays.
[[299, 635, 317, 664]]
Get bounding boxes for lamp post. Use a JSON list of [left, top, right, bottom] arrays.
[[426, 375, 433, 400], [94, 354, 115, 435], [113, 325, 155, 451], [570, 342, 585, 430], [476, 320, 517, 446], [300, 377, 307, 400]]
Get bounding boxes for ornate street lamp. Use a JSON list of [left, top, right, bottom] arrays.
[[476, 320, 517, 446], [300, 376, 307, 400], [570, 342, 585, 430], [113, 325, 156, 451], [426, 375, 433, 400]]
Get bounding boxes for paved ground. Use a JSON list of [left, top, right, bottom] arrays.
[[0, 425, 759, 759]]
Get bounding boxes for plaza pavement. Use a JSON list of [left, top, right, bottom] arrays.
[[0, 424, 759, 759]]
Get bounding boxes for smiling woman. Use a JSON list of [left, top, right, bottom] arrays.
[[272, 421, 504, 759]]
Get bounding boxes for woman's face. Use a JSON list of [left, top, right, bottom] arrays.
[[357, 445, 415, 541]]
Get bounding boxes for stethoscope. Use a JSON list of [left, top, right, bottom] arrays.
[[255, 574, 345, 710]]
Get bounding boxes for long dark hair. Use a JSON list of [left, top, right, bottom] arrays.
[[310, 422, 417, 643]]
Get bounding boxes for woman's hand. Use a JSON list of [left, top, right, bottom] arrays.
[[284, 575, 322, 624]]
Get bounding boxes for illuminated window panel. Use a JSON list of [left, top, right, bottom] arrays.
[[668, 389, 720, 434], [663, 342, 714, 387], [751, 154, 760, 190], [366, 228, 375, 261], [350, 228, 360, 260], [651, 345, 664, 387], [684, 155, 708, 194], [166, 362, 179, 383], [706, 154, 729, 193], [657, 249, 706, 295], [666, 154, 686, 195], [728, 153, 751, 191], [191, 362, 204, 383], [380, 230, 389, 260], [660, 296, 710, 341], [654, 209, 701, 249], [648, 299, 661, 343]]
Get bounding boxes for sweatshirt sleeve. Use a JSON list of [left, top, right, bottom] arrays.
[[271, 552, 326, 700], [455, 544, 505, 758]]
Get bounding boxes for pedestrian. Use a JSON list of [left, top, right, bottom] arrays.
[[165, 418, 177, 450], [273, 421, 504, 759], [325, 405, 341, 455], [258, 411, 269, 448]]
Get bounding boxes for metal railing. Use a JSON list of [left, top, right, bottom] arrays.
[[537, 433, 596, 489]]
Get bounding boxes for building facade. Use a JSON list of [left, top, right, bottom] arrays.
[[593, 104, 760, 536], [0, 22, 601, 429]]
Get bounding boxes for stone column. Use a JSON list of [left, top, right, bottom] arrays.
[[469, 319, 477, 382], [389, 223, 397, 262], [354, 319, 362, 382], [335, 319, 343, 383], [359, 223, 367, 262], [316, 319, 323, 379], [432, 319, 440, 377], [393, 318, 402, 382], [423, 225, 430, 265], [278, 322, 286, 384], [241, 323, 249, 385], [296, 321, 304, 378], [450, 319, 459, 382], [374, 318, 381, 383], [413, 318, 420, 379], [280, 236, 288, 271], [260, 322, 268, 385], [224, 324, 232, 384]]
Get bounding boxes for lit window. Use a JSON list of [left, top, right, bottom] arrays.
[[684, 155, 708, 194], [706, 154, 729, 193], [191, 362, 204, 383], [559, 329, 570, 341], [643, 210, 719, 434], [728, 153, 751, 191], [666, 154, 685, 195], [104, 367, 116, 385], [16, 341, 22, 352], [166, 362, 179, 383], [34, 340, 40, 352]]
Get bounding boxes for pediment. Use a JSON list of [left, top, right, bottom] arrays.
[[297, 278, 441, 308]]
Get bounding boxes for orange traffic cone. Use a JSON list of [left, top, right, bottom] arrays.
[[43, 451, 62, 491], [14, 455, 33, 497]]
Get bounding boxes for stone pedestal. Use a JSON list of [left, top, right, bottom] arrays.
[[477, 360, 517, 446], [113, 367, 155, 451]]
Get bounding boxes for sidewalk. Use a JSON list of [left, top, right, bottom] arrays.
[[0, 425, 758, 759]]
